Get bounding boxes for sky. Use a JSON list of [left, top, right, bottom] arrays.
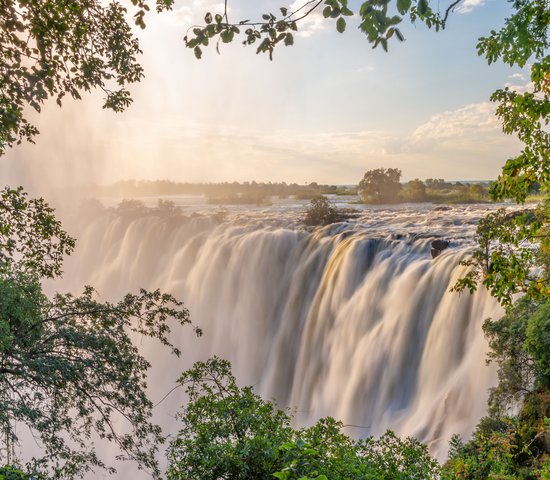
[[2, 0, 530, 188]]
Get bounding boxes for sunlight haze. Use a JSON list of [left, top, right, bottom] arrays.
[[2, 0, 525, 189]]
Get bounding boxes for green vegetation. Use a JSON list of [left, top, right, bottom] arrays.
[[0, 188, 199, 478], [441, 297, 550, 479], [167, 357, 440, 480], [0, 466, 33, 480], [1, 0, 549, 478], [453, 200, 549, 307], [207, 191, 272, 206], [304, 196, 338, 226], [96, 180, 356, 200], [358, 168, 402, 204], [185, 0, 449, 60], [100, 176, 497, 205], [0, 0, 166, 152], [359, 172, 493, 204]]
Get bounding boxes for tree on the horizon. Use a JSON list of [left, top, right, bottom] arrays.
[[402, 178, 427, 202], [358, 168, 402, 204], [304, 195, 338, 226]]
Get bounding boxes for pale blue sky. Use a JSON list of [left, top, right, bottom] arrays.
[[3, 0, 528, 187]]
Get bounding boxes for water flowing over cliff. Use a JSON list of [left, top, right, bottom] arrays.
[[54, 202, 503, 464]]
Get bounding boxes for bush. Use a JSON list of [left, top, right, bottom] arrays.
[[304, 196, 338, 226], [168, 357, 440, 480]]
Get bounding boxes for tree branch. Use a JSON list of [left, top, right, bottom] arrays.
[[442, 0, 463, 27]]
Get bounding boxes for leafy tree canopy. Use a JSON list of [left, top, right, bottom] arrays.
[[358, 168, 402, 204], [453, 199, 550, 306], [167, 356, 440, 480], [0, 187, 200, 478], [442, 296, 550, 480], [0, 466, 34, 480], [0, 0, 183, 152], [304, 195, 338, 226]]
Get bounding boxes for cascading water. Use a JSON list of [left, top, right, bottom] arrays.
[[50, 199, 504, 472]]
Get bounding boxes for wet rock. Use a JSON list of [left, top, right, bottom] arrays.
[[434, 206, 452, 211], [431, 239, 450, 259]]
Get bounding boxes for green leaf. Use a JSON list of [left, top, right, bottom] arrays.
[[388, 15, 402, 26], [336, 17, 346, 33], [221, 30, 234, 43], [418, 0, 429, 15], [194, 46, 202, 59], [396, 0, 412, 15]]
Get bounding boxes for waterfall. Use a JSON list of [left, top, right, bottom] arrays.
[[51, 203, 502, 468]]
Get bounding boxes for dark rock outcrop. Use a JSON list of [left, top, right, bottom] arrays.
[[431, 239, 450, 259]]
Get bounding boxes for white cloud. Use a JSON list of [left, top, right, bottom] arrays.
[[412, 102, 499, 141], [92, 102, 518, 183], [504, 81, 534, 94], [5, 98, 521, 189], [289, 0, 326, 38], [456, 0, 486, 14]]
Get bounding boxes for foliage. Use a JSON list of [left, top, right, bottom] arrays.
[[0, 188, 200, 479], [455, 418, 546, 476], [441, 396, 550, 479], [0, 466, 34, 480], [167, 357, 440, 480], [400, 179, 427, 202], [304, 196, 338, 226], [0, 0, 184, 152], [442, 296, 550, 480], [357, 430, 441, 479], [273, 418, 370, 480], [358, 168, 402, 204], [184, 0, 452, 60], [483, 297, 550, 415], [453, 0, 549, 306], [0, 187, 74, 278], [166, 356, 293, 480], [453, 200, 549, 307], [478, 0, 550, 203], [96, 179, 357, 199]]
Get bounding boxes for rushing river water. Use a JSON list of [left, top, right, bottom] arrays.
[[50, 197, 508, 473]]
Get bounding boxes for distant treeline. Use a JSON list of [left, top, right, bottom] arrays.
[[96, 180, 356, 204], [400, 178, 493, 204], [96, 175, 543, 205]]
